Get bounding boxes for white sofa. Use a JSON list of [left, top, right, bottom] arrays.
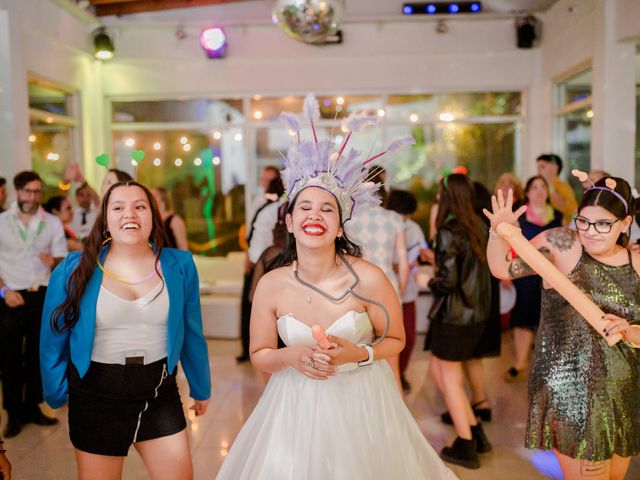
[[193, 252, 245, 339]]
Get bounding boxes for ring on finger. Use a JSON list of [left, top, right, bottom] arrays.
[[307, 360, 314, 368]]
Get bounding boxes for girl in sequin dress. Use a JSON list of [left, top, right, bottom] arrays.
[[484, 177, 640, 480]]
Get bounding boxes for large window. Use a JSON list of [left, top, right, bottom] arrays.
[[110, 92, 521, 254], [111, 99, 247, 256], [28, 77, 79, 198], [554, 66, 592, 197]]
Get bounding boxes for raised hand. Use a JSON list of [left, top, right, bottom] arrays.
[[482, 188, 528, 230]]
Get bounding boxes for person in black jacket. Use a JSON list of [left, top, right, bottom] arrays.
[[426, 173, 492, 469]]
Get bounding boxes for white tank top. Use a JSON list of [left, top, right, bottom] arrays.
[[92, 281, 169, 365]]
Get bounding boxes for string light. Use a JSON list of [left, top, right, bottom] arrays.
[[212, 156, 221, 165], [183, 144, 192, 152], [153, 142, 162, 150], [29, 134, 36, 143], [180, 136, 188, 144], [409, 113, 419, 123], [194, 157, 202, 166], [175, 158, 183, 166], [153, 158, 161, 166], [125, 138, 135, 147], [439, 112, 454, 122]]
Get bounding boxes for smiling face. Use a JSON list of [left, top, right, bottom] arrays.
[[286, 187, 342, 250], [575, 205, 631, 255], [105, 185, 153, 246]]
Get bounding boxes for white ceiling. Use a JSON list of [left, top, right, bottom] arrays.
[[102, 0, 561, 23]]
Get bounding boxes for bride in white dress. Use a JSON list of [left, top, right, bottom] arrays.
[[216, 185, 458, 480]]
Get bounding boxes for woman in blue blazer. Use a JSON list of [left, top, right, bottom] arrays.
[[40, 180, 210, 480]]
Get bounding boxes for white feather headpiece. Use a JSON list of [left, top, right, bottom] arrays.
[[280, 95, 415, 221]]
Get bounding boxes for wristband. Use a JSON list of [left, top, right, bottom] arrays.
[[357, 344, 374, 367], [0, 286, 8, 299]]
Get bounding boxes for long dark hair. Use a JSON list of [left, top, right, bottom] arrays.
[[51, 181, 165, 332], [436, 173, 486, 260], [578, 176, 635, 247], [268, 190, 362, 270]]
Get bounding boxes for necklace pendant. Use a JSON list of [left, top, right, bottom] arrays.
[[305, 296, 312, 304]]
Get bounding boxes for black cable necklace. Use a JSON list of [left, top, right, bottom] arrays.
[[292, 251, 389, 346]]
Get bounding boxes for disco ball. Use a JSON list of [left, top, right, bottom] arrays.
[[272, 0, 345, 44]]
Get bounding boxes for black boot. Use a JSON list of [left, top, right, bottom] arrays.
[[440, 437, 479, 469], [471, 423, 492, 453]]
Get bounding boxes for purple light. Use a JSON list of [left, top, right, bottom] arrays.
[[200, 27, 227, 59], [323, 99, 331, 107], [449, 3, 459, 13], [403, 5, 413, 15]]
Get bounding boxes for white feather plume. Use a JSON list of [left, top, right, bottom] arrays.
[[303, 93, 320, 124], [279, 112, 300, 132], [384, 135, 416, 155], [343, 111, 379, 133]]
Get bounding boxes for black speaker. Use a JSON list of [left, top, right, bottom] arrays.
[[516, 15, 538, 49]]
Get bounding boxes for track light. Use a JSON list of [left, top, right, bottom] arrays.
[[93, 26, 115, 60]]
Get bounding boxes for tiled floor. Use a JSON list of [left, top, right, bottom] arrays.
[[3, 335, 639, 479]]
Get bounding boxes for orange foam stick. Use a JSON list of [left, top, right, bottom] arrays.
[[496, 223, 620, 346], [311, 324, 332, 349]]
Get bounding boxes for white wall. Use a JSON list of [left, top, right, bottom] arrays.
[[535, 0, 639, 181], [101, 18, 534, 97], [0, 0, 105, 192]]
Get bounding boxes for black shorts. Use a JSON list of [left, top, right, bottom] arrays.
[[67, 358, 186, 456], [426, 321, 487, 362]]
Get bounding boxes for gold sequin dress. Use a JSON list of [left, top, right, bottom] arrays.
[[526, 249, 640, 461]]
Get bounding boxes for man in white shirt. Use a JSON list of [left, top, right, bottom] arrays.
[[0, 171, 67, 438], [237, 174, 283, 363], [68, 182, 98, 240]]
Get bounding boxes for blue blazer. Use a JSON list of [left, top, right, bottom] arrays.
[[40, 247, 211, 408]]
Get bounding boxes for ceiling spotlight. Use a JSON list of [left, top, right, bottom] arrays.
[[93, 26, 115, 60], [200, 27, 227, 59]]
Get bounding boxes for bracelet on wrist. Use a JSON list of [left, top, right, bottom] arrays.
[[357, 344, 374, 367]]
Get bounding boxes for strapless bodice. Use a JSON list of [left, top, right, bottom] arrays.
[[277, 310, 374, 347], [277, 310, 375, 373]]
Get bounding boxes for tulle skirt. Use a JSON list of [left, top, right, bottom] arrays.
[[217, 361, 458, 480]]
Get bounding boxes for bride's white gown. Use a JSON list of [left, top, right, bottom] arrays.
[[217, 310, 458, 480]]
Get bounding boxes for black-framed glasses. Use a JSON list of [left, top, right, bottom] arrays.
[[19, 188, 43, 196], [574, 216, 620, 234]]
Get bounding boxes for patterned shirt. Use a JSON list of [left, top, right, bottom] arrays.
[[346, 206, 404, 293]]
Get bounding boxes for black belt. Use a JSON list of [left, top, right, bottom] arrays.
[[125, 356, 145, 365]]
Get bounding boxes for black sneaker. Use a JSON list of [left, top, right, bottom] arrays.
[[3, 416, 22, 438], [471, 424, 492, 453], [441, 437, 480, 469]]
